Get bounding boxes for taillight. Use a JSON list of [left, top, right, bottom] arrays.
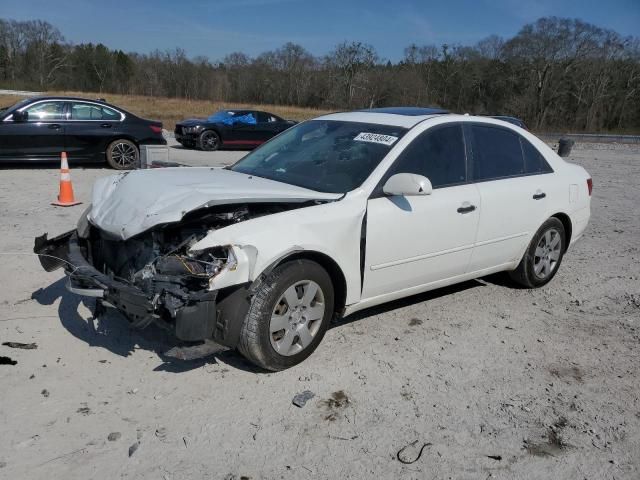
[[587, 178, 593, 196], [149, 125, 163, 134]]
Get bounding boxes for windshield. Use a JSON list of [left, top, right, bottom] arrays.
[[230, 120, 407, 193]]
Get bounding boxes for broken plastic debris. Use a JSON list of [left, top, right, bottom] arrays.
[[0, 356, 17, 365], [292, 390, 315, 408], [128, 442, 139, 457], [2, 342, 37, 350]]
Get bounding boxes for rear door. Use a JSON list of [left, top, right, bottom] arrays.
[[0, 100, 66, 161], [65, 102, 122, 161], [466, 123, 554, 272], [362, 123, 481, 299]]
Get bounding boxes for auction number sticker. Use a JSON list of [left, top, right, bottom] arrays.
[[354, 132, 398, 146]]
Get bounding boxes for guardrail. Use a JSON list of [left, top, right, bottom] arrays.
[[537, 133, 640, 144]]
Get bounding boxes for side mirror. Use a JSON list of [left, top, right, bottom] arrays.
[[383, 173, 433, 196], [12, 110, 28, 122]]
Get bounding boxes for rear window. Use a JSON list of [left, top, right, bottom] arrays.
[[470, 125, 525, 181]]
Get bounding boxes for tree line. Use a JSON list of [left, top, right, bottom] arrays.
[[1, 16, 639, 131]]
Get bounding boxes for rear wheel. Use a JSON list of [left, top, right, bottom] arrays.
[[106, 139, 139, 170], [198, 130, 220, 151], [510, 217, 566, 288], [238, 260, 334, 371]]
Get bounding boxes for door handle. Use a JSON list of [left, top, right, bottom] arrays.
[[100, 123, 112, 128], [457, 204, 477, 214], [48, 124, 61, 130], [533, 192, 546, 200]]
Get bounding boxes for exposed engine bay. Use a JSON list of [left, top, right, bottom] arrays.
[[79, 202, 308, 330]]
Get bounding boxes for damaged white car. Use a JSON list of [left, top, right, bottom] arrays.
[[35, 107, 592, 370]]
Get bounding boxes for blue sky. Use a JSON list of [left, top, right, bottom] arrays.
[[1, 0, 638, 61]]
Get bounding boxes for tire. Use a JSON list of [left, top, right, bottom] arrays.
[[509, 217, 566, 288], [106, 139, 139, 170], [238, 260, 334, 371], [198, 130, 220, 151]]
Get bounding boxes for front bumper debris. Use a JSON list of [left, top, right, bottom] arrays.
[[34, 231, 217, 341]]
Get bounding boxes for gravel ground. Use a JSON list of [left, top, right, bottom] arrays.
[[0, 143, 638, 479]]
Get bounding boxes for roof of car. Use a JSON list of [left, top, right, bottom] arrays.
[[359, 107, 449, 116], [316, 108, 450, 128], [13, 95, 122, 110]]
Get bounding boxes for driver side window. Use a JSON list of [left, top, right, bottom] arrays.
[[388, 123, 467, 188], [23, 101, 66, 122]]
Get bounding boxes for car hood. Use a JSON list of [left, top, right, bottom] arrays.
[[177, 118, 208, 126], [89, 167, 342, 240]]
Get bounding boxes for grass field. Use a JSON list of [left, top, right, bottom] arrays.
[[0, 91, 333, 130]]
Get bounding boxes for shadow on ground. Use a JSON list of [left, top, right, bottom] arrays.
[[31, 277, 259, 373], [32, 274, 512, 373]]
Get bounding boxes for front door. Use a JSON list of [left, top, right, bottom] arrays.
[[362, 123, 480, 299], [0, 100, 66, 161]]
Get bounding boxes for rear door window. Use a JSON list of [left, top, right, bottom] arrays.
[[71, 102, 120, 120], [521, 137, 553, 174], [470, 125, 525, 181], [387, 123, 467, 188]]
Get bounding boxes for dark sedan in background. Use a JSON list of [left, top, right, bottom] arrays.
[[175, 109, 296, 151], [0, 96, 166, 169]]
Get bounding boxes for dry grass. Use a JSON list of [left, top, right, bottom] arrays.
[[0, 91, 333, 130]]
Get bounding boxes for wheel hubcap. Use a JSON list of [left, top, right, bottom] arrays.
[[534, 228, 562, 279], [269, 280, 325, 356], [203, 133, 217, 149], [111, 142, 137, 167]]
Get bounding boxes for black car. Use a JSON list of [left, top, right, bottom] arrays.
[[175, 109, 296, 151], [0, 96, 166, 169]]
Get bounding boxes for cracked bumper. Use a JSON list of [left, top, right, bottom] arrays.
[[33, 231, 217, 341]]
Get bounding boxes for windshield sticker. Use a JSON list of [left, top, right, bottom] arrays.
[[354, 132, 398, 146]]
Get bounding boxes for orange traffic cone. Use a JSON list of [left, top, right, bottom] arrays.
[[52, 152, 82, 207]]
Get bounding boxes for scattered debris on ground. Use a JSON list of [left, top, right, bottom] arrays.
[[128, 442, 139, 457], [107, 432, 121, 442], [320, 390, 350, 421], [2, 341, 37, 350], [397, 440, 432, 464], [164, 340, 227, 361], [292, 390, 315, 408]]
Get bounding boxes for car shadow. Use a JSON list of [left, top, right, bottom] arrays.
[[332, 279, 485, 328], [31, 277, 260, 374], [32, 275, 497, 374], [0, 161, 106, 170], [168, 144, 251, 152]]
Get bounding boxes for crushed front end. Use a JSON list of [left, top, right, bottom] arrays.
[[33, 205, 260, 343]]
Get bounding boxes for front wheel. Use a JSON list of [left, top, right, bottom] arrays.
[[198, 130, 220, 151], [509, 217, 566, 288], [106, 139, 139, 170], [238, 260, 334, 371]]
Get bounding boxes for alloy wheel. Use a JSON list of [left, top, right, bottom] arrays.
[[269, 280, 325, 356], [533, 228, 562, 279], [111, 142, 138, 168]]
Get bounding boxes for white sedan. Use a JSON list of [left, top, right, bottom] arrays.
[[35, 107, 592, 370]]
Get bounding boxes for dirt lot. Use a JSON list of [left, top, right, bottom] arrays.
[[0, 143, 639, 479]]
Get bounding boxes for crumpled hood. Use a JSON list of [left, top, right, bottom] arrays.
[[89, 167, 342, 240]]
